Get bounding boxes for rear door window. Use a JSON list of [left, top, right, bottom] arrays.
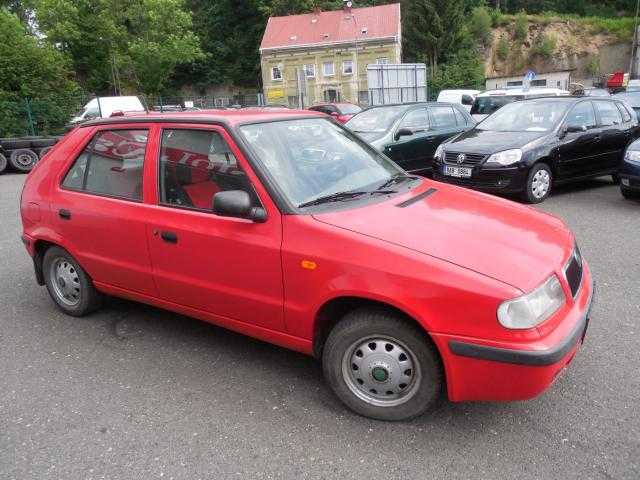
[[453, 107, 468, 126], [158, 128, 257, 211], [62, 129, 148, 201], [399, 108, 429, 130], [594, 101, 622, 126], [616, 101, 632, 123], [430, 106, 457, 128]]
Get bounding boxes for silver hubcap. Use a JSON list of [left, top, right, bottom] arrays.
[[50, 258, 81, 306], [531, 169, 551, 199], [342, 336, 421, 407], [16, 154, 35, 167]]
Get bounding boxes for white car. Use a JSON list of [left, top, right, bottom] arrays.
[[70, 96, 146, 125], [470, 87, 570, 122], [437, 89, 480, 112]]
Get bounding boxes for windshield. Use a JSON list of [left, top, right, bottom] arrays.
[[470, 95, 522, 115], [346, 106, 405, 133], [477, 100, 569, 132], [239, 118, 408, 209]]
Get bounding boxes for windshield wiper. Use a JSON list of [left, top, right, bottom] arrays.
[[298, 189, 398, 208], [375, 174, 418, 190]]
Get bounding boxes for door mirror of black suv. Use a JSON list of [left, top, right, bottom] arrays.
[[395, 128, 414, 141], [213, 190, 267, 223], [566, 124, 588, 133]]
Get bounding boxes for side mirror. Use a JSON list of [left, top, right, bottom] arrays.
[[213, 190, 267, 223], [395, 127, 414, 141], [462, 95, 474, 106], [329, 111, 339, 117], [563, 124, 587, 136]]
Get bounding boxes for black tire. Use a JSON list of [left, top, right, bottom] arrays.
[[43, 246, 102, 317], [38, 146, 52, 159], [0, 153, 7, 174], [322, 307, 442, 421], [522, 162, 552, 204], [612, 173, 621, 184], [9, 148, 39, 172], [0, 138, 30, 150], [621, 186, 640, 199]]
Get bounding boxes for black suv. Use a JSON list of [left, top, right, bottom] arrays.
[[433, 96, 639, 203]]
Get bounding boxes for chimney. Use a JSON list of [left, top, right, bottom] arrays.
[[343, 0, 353, 13]]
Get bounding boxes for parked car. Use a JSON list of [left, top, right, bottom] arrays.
[[620, 138, 640, 199], [308, 103, 362, 124], [69, 96, 146, 127], [470, 88, 570, 122], [436, 89, 480, 112], [433, 96, 639, 203], [346, 102, 475, 175], [21, 109, 594, 421], [573, 87, 610, 97], [613, 91, 640, 120]]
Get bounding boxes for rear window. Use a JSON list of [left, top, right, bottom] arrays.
[[430, 106, 457, 128], [470, 96, 522, 116], [62, 129, 148, 201]]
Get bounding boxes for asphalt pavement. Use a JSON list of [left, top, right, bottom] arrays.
[[1, 172, 638, 479]]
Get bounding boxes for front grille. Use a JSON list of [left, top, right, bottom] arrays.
[[444, 151, 487, 166], [564, 246, 583, 298]]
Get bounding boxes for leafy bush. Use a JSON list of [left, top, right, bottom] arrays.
[[469, 7, 492, 45], [530, 33, 557, 59], [514, 11, 528, 40], [587, 55, 600, 76], [496, 35, 509, 61], [489, 8, 503, 28]]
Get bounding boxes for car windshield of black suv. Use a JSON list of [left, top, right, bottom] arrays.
[[345, 106, 405, 133], [477, 100, 569, 132], [239, 118, 410, 209]]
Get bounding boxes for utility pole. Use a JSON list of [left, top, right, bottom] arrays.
[[630, 0, 640, 79]]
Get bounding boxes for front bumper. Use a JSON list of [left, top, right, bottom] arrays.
[[432, 262, 594, 402], [432, 162, 529, 194]]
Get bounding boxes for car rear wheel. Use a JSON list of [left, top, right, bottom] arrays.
[[0, 153, 7, 174], [322, 308, 442, 421], [522, 163, 552, 204], [9, 148, 39, 172], [43, 246, 102, 316], [612, 173, 621, 184]]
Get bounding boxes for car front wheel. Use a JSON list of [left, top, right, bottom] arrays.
[[621, 186, 639, 199], [522, 163, 552, 203], [322, 308, 442, 421], [43, 246, 102, 316]]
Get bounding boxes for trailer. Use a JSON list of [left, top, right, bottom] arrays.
[[0, 136, 61, 174], [367, 63, 428, 106]]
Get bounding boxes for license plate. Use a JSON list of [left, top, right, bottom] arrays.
[[622, 178, 630, 186], [444, 165, 472, 178]]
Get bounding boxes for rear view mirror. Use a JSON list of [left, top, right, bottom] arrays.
[[213, 190, 267, 223], [462, 95, 474, 106], [565, 124, 587, 133]]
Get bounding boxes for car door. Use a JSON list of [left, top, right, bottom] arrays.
[[143, 124, 285, 332], [51, 125, 157, 296], [556, 101, 605, 179], [385, 107, 431, 173], [593, 100, 628, 172]]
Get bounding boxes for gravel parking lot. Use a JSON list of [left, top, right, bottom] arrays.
[[1, 172, 638, 480]]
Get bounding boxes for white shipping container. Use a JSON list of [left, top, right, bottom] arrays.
[[367, 64, 427, 105]]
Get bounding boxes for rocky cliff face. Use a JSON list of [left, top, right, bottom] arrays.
[[485, 19, 632, 83]]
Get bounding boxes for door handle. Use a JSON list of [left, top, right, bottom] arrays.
[[160, 231, 178, 244], [593, 135, 601, 142], [58, 209, 71, 220]]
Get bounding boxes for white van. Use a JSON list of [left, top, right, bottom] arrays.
[[437, 89, 480, 112], [470, 88, 570, 122], [70, 96, 146, 125]]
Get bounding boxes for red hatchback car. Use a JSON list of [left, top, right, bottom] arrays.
[[20, 110, 594, 420]]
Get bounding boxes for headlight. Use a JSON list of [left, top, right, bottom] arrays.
[[624, 150, 640, 164], [486, 149, 522, 166], [497, 275, 566, 329], [434, 144, 445, 161]]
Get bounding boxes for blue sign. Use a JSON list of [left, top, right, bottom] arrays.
[[525, 70, 536, 81]]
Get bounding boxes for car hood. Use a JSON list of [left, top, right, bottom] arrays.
[[445, 129, 548, 154], [312, 181, 572, 292]]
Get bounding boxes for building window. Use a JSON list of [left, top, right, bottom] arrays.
[[323, 62, 335, 77], [507, 80, 523, 87], [271, 65, 282, 81], [531, 79, 547, 87], [304, 64, 316, 78], [376, 58, 389, 65], [343, 60, 354, 75]]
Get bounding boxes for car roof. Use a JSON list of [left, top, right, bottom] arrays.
[[80, 108, 325, 128], [363, 102, 459, 110]]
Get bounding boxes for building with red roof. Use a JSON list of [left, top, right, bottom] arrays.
[[260, 1, 401, 106]]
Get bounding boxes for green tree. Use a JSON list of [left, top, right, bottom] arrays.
[[36, 0, 203, 95], [0, 8, 80, 135], [468, 6, 492, 46], [430, 31, 485, 93], [513, 10, 528, 41]]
